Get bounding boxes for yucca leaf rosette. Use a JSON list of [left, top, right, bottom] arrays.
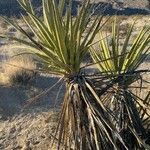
[[90, 18, 150, 149], [0, 0, 127, 149]]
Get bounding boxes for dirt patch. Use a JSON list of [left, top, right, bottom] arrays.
[[0, 108, 59, 150], [0, 74, 65, 149], [0, 74, 64, 119]]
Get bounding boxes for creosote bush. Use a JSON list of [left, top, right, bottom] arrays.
[[3, 56, 36, 85]]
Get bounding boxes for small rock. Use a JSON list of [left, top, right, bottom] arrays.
[[9, 126, 16, 134], [22, 141, 31, 150], [13, 145, 22, 150]]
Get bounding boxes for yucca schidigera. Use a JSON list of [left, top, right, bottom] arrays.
[[91, 18, 150, 149], [0, 0, 125, 149], [1, 0, 149, 149], [91, 19, 150, 76], [0, 0, 106, 76]]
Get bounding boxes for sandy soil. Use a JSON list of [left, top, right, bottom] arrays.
[[0, 15, 150, 150], [0, 108, 59, 150], [0, 74, 64, 150]]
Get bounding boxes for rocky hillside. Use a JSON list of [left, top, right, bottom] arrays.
[[0, 0, 41, 17], [0, 0, 149, 17]]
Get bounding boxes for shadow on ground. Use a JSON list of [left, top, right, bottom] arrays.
[[0, 74, 65, 120], [0, 1, 149, 17]]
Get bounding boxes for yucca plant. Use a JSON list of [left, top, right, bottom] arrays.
[[0, 0, 128, 149], [90, 18, 150, 149]]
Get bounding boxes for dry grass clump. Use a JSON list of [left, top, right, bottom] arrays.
[[0, 20, 8, 30], [3, 55, 37, 85]]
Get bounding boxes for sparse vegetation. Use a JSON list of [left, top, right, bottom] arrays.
[[91, 18, 150, 149], [1, 0, 110, 149], [148, 0, 150, 9], [0, 0, 149, 150], [3, 56, 36, 85]]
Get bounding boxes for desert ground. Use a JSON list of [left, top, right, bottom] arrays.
[[0, 14, 150, 150]]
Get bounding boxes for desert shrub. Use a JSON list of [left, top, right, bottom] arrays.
[[91, 18, 150, 149], [3, 56, 37, 85], [1, 0, 149, 149], [147, 0, 150, 9], [8, 26, 17, 32], [102, 17, 130, 38], [0, 21, 8, 30], [0, 0, 117, 149]]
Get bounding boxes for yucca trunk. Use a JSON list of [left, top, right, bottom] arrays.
[[53, 74, 123, 149], [92, 72, 150, 149], [110, 89, 146, 149]]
